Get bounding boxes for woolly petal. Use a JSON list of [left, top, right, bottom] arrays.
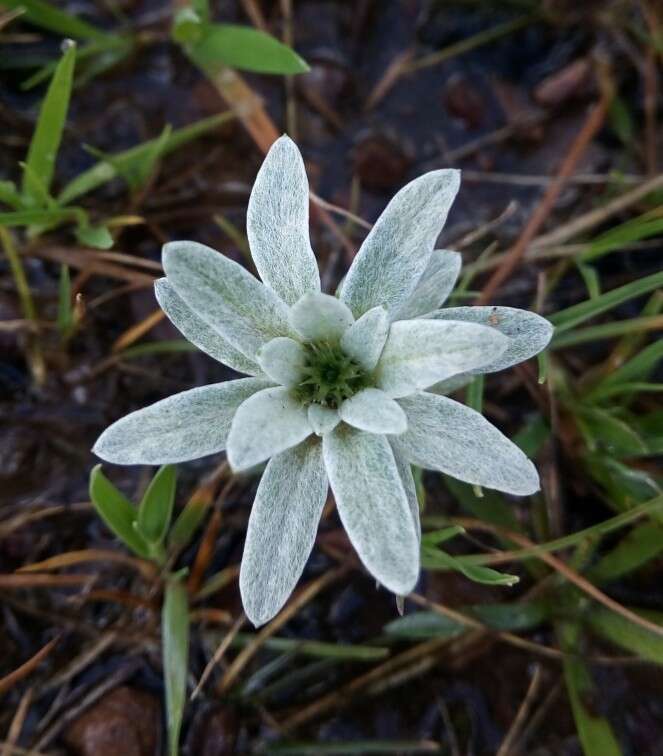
[[247, 135, 320, 305], [339, 388, 407, 435], [308, 404, 340, 436], [392, 447, 421, 543], [323, 426, 420, 594], [240, 438, 328, 626], [93, 378, 273, 465], [427, 307, 553, 373], [426, 372, 473, 396], [393, 250, 461, 320], [376, 319, 509, 398], [340, 169, 460, 318], [394, 393, 540, 495], [154, 278, 260, 375], [340, 306, 389, 372], [289, 292, 354, 342], [163, 240, 293, 361], [227, 386, 312, 471], [258, 337, 307, 387]]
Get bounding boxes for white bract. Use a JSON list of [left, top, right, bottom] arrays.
[[94, 136, 553, 626]]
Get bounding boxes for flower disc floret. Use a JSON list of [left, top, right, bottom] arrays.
[[293, 340, 371, 408]]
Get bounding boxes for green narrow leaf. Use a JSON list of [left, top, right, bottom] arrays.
[[75, 223, 113, 249], [385, 601, 547, 639], [576, 261, 601, 299], [58, 113, 233, 205], [608, 96, 634, 146], [0, 180, 23, 209], [137, 465, 177, 547], [188, 23, 309, 75], [588, 606, 663, 666], [56, 264, 72, 337], [550, 271, 663, 335], [0, 0, 108, 40], [22, 41, 77, 204], [168, 497, 210, 551], [0, 207, 85, 226], [129, 124, 173, 190], [575, 406, 648, 457], [89, 465, 150, 558], [589, 523, 663, 583], [422, 546, 519, 586], [163, 577, 189, 756], [558, 620, 623, 756], [588, 340, 663, 401], [421, 525, 465, 547], [465, 374, 484, 413], [583, 216, 663, 263]]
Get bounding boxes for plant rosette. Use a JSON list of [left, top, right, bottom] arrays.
[[94, 136, 552, 626]]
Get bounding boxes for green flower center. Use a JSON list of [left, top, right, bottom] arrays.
[[293, 341, 371, 409]]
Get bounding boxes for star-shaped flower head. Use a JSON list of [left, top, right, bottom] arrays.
[[94, 136, 553, 626]]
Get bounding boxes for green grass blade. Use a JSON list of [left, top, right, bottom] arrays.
[[588, 606, 663, 665], [453, 494, 663, 567], [552, 315, 663, 348], [558, 620, 623, 756], [188, 23, 309, 75], [58, 112, 234, 205], [589, 523, 663, 583], [137, 465, 177, 548], [56, 263, 72, 337], [549, 271, 663, 334], [21, 41, 76, 205], [74, 223, 113, 249], [422, 546, 519, 586], [0, 180, 23, 209], [0, 0, 108, 40], [168, 497, 209, 552], [230, 633, 390, 661], [587, 340, 663, 400], [89, 464, 150, 559], [0, 207, 85, 226], [385, 601, 547, 639], [583, 216, 663, 263], [267, 740, 441, 754], [268, 741, 442, 754], [162, 577, 189, 756]]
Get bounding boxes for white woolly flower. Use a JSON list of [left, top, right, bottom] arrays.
[[94, 136, 552, 626]]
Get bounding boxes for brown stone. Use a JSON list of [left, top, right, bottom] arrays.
[[63, 686, 161, 756]]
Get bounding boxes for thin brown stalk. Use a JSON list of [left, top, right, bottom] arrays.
[[496, 664, 543, 756], [218, 566, 347, 694], [0, 639, 59, 696], [478, 91, 610, 304], [1, 688, 32, 756], [192, 612, 246, 699]]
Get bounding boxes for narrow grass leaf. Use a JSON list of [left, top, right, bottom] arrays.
[[162, 577, 189, 756], [22, 41, 76, 204], [550, 271, 663, 334], [0, 0, 108, 40], [189, 24, 309, 75], [169, 498, 209, 551], [75, 223, 113, 249], [558, 620, 623, 756], [58, 113, 233, 205], [588, 606, 663, 666], [89, 465, 150, 559], [137, 465, 177, 547], [589, 523, 663, 583], [422, 546, 519, 586], [56, 264, 72, 337]]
